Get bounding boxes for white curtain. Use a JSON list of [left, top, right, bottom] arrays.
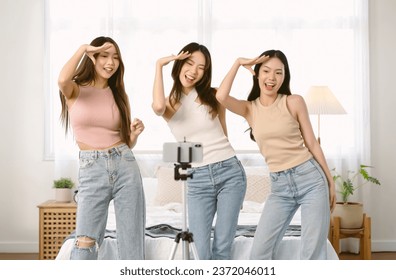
[[46, 0, 370, 189]]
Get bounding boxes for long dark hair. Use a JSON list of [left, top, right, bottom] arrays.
[[247, 50, 292, 141], [59, 36, 133, 147], [169, 42, 218, 117]]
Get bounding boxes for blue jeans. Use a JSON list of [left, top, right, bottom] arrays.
[[250, 158, 330, 260], [187, 156, 246, 260], [70, 144, 146, 260]]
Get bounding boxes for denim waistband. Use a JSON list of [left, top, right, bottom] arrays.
[[192, 155, 238, 170], [79, 143, 130, 159], [271, 158, 315, 175]]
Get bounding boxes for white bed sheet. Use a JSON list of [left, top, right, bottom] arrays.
[[56, 200, 338, 260]]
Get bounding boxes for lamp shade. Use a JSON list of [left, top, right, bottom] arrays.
[[305, 86, 347, 115]]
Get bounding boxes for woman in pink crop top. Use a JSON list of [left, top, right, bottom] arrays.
[[216, 50, 335, 260], [58, 36, 145, 260], [152, 42, 247, 260]]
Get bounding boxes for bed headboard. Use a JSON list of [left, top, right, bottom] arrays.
[[135, 152, 267, 178], [140, 154, 271, 207]]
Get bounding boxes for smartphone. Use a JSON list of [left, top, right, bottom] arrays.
[[162, 142, 203, 163]]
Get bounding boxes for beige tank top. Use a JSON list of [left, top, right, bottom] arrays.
[[251, 94, 312, 172]]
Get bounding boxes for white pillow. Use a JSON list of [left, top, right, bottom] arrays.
[[244, 167, 271, 203], [142, 178, 158, 206], [152, 165, 271, 205], [153, 166, 183, 206]]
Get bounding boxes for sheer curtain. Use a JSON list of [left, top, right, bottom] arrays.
[[46, 0, 369, 190]]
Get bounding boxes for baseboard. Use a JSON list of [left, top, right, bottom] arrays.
[[338, 239, 396, 254], [0, 243, 38, 253], [372, 240, 396, 252]]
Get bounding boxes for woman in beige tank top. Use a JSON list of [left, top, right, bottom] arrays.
[[216, 50, 335, 260]]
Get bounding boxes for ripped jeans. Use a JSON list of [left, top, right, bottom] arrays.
[[70, 144, 145, 260]]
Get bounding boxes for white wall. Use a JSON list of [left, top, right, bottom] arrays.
[[0, 0, 54, 252], [366, 0, 396, 251], [0, 0, 395, 253]]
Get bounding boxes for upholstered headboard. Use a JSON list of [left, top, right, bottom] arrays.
[[145, 165, 270, 207], [135, 152, 267, 178]]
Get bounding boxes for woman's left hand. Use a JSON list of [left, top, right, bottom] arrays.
[[130, 118, 145, 136]]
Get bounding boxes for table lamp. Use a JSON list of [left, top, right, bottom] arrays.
[[304, 86, 347, 144]]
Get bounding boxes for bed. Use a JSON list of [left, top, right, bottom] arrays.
[[56, 164, 339, 260]]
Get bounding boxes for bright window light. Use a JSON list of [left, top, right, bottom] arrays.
[[45, 0, 368, 160]]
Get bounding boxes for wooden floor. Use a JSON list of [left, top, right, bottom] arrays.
[[0, 253, 39, 260], [0, 252, 396, 260], [339, 251, 396, 260]]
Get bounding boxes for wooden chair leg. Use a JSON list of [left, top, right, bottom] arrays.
[[359, 233, 365, 259], [359, 213, 365, 259], [332, 216, 341, 255], [363, 215, 371, 260]]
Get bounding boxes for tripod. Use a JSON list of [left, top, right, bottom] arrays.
[[168, 148, 200, 260]]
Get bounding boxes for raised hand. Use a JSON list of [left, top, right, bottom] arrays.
[[85, 42, 113, 64], [238, 55, 269, 75], [157, 51, 191, 67]]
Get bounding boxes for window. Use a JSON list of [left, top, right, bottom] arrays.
[[46, 0, 369, 165]]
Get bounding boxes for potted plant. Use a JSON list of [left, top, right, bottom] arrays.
[[53, 177, 75, 202], [331, 164, 381, 228]]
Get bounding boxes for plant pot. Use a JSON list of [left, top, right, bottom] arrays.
[[332, 202, 364, 228], [55, 188, 72, 203]]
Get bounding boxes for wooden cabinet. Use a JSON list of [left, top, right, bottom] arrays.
[[37, 200, 76, 260]]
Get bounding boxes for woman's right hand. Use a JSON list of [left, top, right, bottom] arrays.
[[152, 51, 190, 117], [85, 43, 113, 64], [157, 51, 191, 67]]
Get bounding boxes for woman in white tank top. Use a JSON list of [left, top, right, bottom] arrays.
[[152, 42, 247, 260]]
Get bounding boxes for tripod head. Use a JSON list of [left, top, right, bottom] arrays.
[[174, 162, 192, 181], [174, 144, 193, 181], [162, 140, 203, 181]]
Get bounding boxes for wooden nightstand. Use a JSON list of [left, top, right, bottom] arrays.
[[37, 200, 77, 260]]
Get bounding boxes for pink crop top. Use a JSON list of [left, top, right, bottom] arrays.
[[69, 85, 122, 149]]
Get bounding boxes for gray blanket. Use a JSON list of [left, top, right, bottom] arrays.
[[144, 224, 301, 238], [65, 224, 301, 242]]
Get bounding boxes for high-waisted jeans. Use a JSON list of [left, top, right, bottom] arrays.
[[70, 144, 145, 260], [250, 158, 330, 260], [187, 156, 246, 260]]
